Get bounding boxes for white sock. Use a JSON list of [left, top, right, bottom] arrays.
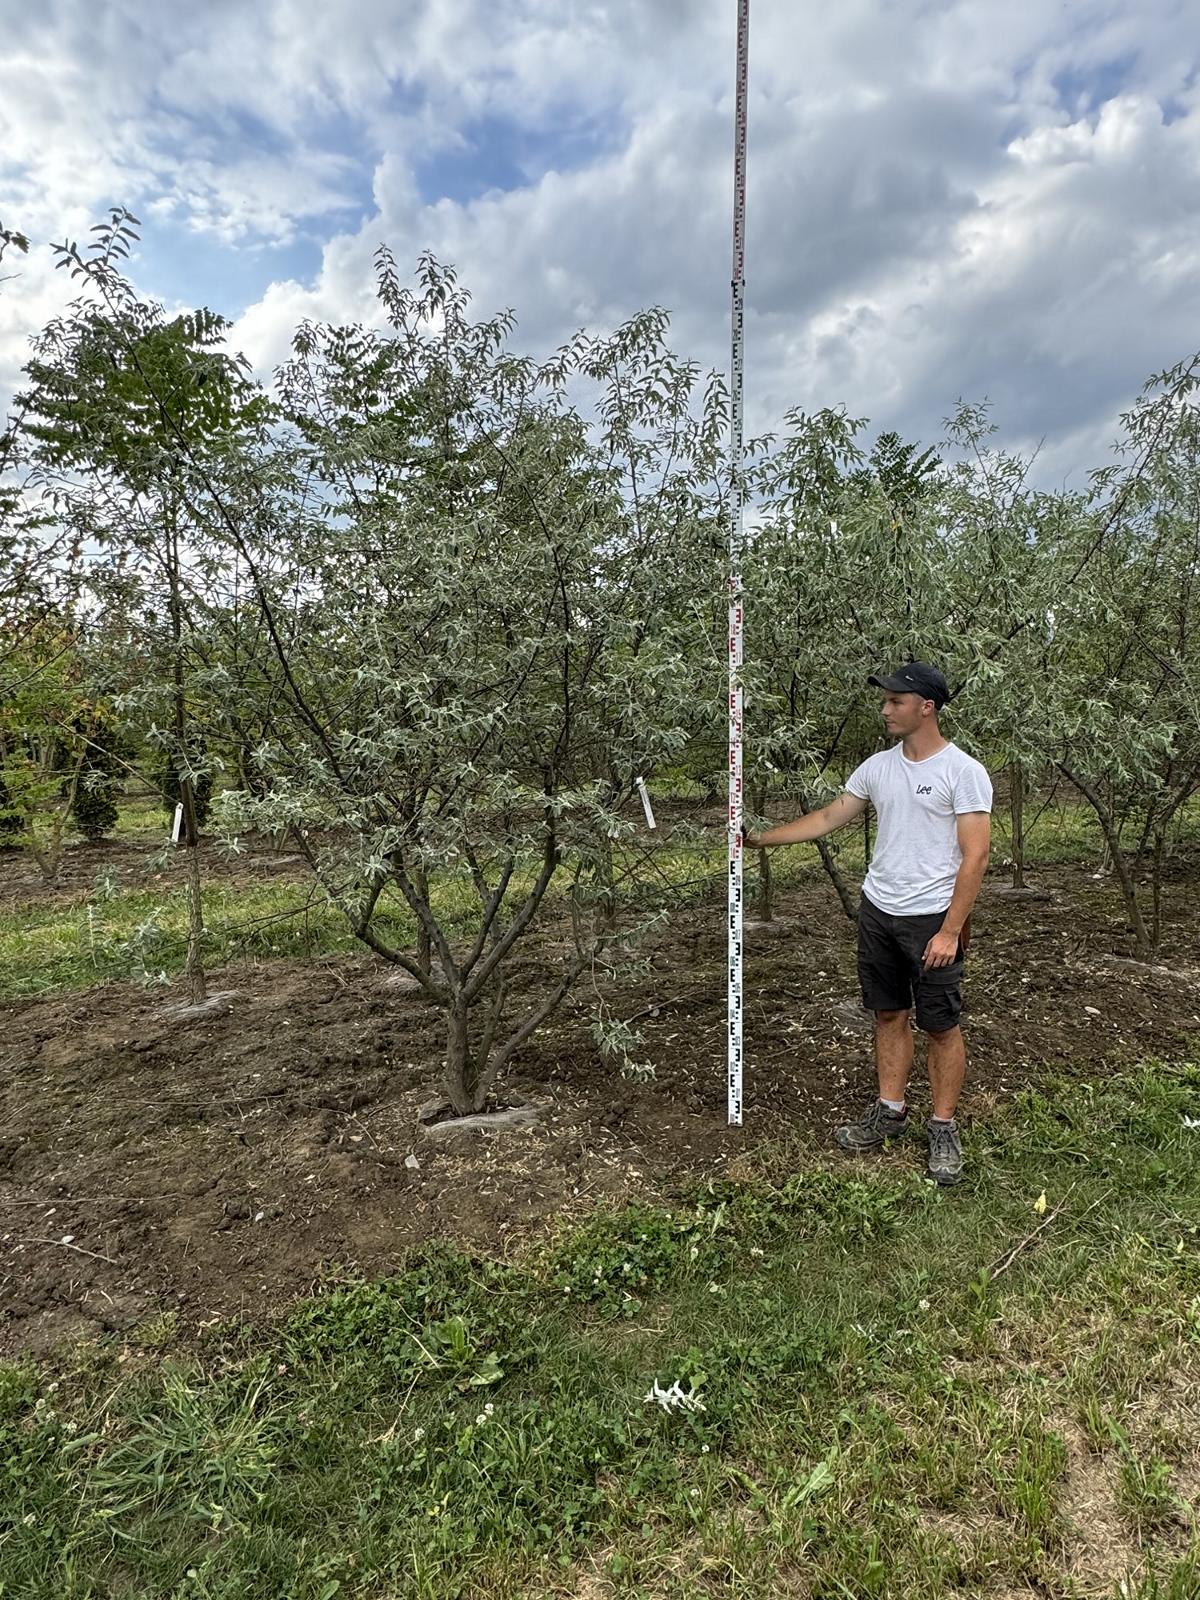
[[881, 1097, 906, 1114]]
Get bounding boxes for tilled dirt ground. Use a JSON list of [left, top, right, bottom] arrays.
[[3, 856, 1200, 1356]]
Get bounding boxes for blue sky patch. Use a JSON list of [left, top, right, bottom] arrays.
[[1051, 54, 1138, 114], [414, 109, 621, 205], [133, 225, 323, 319]]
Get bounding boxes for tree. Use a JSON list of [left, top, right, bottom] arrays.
[[0, 614, 91, 882], [212, 255, 721, 1116], [1039, 357, 1200, 957], [21, 209, 265, 1002], [743, 409, 961, 921], [68, 700, 128, 841]]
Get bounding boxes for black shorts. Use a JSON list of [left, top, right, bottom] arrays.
[[857, 893, 964, 1034]]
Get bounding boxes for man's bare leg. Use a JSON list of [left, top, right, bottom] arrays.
[[926, 1026, 966, 1121], [875, 1008, 914, 1105], [835, 1007, 914, 1149]]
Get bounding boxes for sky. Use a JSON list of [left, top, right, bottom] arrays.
[[1, 0, 1197, 486]]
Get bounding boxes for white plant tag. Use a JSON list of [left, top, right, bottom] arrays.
[[635, 776, 657, 830]]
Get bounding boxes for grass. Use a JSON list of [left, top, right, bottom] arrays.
[[1, 1064, 1198, 1598], [111, 792, 180, 842], [0, 877, 365, 997]]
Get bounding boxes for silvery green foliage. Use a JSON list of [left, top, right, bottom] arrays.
[[216, 255, 725, 1113], [738, 406, 1024, 913], [1027, 358, 1200, 954], [745, 402, 1071, 780], [591, 1006, 655, 1084]]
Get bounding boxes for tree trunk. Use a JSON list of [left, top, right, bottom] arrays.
[[1009, 761, 1026, 890], [1150, 827, 1167, 958], [794, 786, 859, 924], [440, 979, 515, 1115], [816, 836, 858, 923], [755, 842, 773, 922], [442, 1000, 475, 1116], [1059, 765, 1152, 959], [181, 785, 207, 1005], [168, 502, 207, 1005], [31, 741, 85, 888], [748, 784, 773, 922], [595, 831, 618, 939], [412, 862, 433, 980]]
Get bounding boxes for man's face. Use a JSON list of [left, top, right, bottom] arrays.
[[880, 691, 931, 737]]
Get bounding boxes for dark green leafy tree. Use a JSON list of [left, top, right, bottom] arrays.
[[22, 209, 266, 1002]]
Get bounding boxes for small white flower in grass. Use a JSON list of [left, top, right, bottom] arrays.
[[644, 1379, 706, 1414], [918, 1298, 931, 1312]]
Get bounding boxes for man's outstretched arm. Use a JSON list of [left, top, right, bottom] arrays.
[[745, 791, 868, 849]]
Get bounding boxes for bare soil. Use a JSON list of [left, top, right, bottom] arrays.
[[3, 858, 1200, 1357]]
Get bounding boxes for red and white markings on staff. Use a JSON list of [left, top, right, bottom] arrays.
[[728, 0, 750, 1126]]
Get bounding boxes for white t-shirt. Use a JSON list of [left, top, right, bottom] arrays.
[[845, 742, 993, 917]]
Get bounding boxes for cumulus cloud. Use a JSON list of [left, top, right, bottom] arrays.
[[1, 0, 1198, 480]]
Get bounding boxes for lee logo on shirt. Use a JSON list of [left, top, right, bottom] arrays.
[[915, 784, 933, 795]]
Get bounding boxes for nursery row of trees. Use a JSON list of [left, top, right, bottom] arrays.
[[4, 211, 1200, 1114]]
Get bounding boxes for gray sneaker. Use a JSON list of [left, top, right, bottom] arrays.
[[926, 1119, 965, 1186], [835, 1099, 910, 1150]]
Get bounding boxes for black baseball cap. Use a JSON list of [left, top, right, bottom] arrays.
[[868, 661, 950, 708]]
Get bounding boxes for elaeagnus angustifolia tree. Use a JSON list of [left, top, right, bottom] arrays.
[[1037, 356, 1200, 958], [217, 254, 723, 1118], [742, 406, 955, 921]]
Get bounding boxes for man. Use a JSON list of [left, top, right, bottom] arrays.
[[745, 662, 992, 1185]]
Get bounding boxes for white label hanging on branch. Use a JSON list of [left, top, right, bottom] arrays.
[[635, 776, 657, 830]]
